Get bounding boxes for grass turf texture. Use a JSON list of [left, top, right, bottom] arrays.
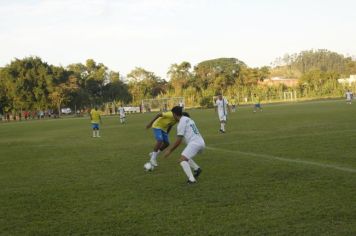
[[0, 100, 355, 235]]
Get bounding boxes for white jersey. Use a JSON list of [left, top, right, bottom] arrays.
[[118, 107, 125, 117], [177, 116, 205, 145], [216, 98, 228, 116], [346, 92, 353, 100]]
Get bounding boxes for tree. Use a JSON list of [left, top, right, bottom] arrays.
[[127, 67, 165, 104], [167, 62, 192, 96]]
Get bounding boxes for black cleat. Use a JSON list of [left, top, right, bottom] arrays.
[[219, 129, 225, 133], [187, 180, 197, 184], [194, 168, 202, 178]]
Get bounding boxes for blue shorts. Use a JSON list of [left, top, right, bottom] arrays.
[[255, 103, 261, 108], [153, 128, 169, 143], [92, 123, 99, 129]]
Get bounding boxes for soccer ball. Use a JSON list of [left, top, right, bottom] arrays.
[[144, 162, 154, 171]]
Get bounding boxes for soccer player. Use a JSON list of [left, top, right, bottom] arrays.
[[164, 106, 205, 184], [179, 101, 184, 110], [90, 106, 102, 137], [345, 90, 353, 104], [231, 97, 237, 112], [146, 110, 177, 167], [118, 105, 126, 124], [253, 94, 263, 112], [215, 94, 230, 133]]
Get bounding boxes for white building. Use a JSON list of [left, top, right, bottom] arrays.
[[338, 75, 356, 85]]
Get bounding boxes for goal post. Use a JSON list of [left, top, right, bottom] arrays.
[[141, 97, 185, 113], [283, 91, 297, 101]]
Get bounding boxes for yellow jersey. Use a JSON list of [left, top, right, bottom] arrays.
[[152, 111, 177, 132], [90, 109, 101, 123]]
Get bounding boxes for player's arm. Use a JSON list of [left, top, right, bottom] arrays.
[[167, 124, 173, 134], [146, 112, 162, 129], [164, 136, 183, 158]]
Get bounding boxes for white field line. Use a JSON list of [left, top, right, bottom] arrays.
[[207, 129, 356, 145], [206, 146, 356, 174]]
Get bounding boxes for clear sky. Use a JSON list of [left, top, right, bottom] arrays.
[[1, 0, 355, 79]]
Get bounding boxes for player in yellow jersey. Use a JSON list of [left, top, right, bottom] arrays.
[[90, 106, 102, 137], [146, 110, 177, 167], [253, 94, 262, 112]]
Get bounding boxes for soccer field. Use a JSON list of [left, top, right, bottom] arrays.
[[1, 100, 355, 235]]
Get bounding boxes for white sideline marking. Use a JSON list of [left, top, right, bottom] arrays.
[[206, 146, 356, 173]]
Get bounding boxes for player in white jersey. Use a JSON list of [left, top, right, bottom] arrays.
[[215, 94, 230, 133], [164, 106, 205, 184], [118, 106, 126, 123], [345, 90, 353, 104]]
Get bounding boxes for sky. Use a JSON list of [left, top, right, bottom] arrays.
[[1, 0, 355, 79]]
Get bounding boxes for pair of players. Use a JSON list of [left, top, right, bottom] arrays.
[[89, 105, 126, 138], [146, 106, 205, 184]]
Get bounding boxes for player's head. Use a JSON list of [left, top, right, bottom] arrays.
[[218, 94, 222, 100], [171, 106, 183, 120]]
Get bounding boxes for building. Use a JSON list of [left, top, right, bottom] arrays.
[[338, 75, 356, 85], [259, 77, 299, 87]]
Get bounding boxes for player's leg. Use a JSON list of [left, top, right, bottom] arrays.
[[92, 123, 98, 137], [180, 155, 196, 183], [150, 129, 164, 166], [219, 115, 226, 133], [180, 143, 204, 183], [92, 124, 96, 137], [218, 113, 225, 133], [96, 124, 101, 137]]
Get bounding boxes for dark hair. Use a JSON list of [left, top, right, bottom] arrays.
[[182, 112, 190, 117], [171, 106, 183, 116]]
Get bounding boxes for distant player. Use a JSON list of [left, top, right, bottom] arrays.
[[231, 97, 237, 112], [90, 106, 102, 137], [215, 94, 230, 133], [179, 101, 184, 110], [164, 106, 205, 184], [345, 90, 353, 104], [253, 94, 262, 112], [118, 105, 126, 123], [146, 110, 177, 167]]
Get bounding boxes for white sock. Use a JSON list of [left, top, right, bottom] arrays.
[[92, 131, 96, 137], [96, 130, 100, 137], [221, 123, 225, 131], [188, 159, 200, 171], [151, 151, 159, 161], [180, 161, 196, 182]]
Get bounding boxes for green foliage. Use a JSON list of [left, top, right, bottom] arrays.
[[127, 67, 167, 105], [1, 50, 356, 113], [0, 58, 131, 114]]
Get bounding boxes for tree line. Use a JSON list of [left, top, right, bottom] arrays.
[[1, 49, 355, 117]]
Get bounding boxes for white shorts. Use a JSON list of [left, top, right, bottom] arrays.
[[181, 141, 205, 159], [218, 113, 227, 122]]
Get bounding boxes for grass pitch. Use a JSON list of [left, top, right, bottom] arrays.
[[0, 100, 355, 235]]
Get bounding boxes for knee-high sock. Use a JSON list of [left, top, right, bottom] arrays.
[[180, 161, 196, 182], [188, 159, 200, 171]]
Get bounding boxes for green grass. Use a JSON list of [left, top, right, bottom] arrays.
[[1, 100, 355, 235]]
